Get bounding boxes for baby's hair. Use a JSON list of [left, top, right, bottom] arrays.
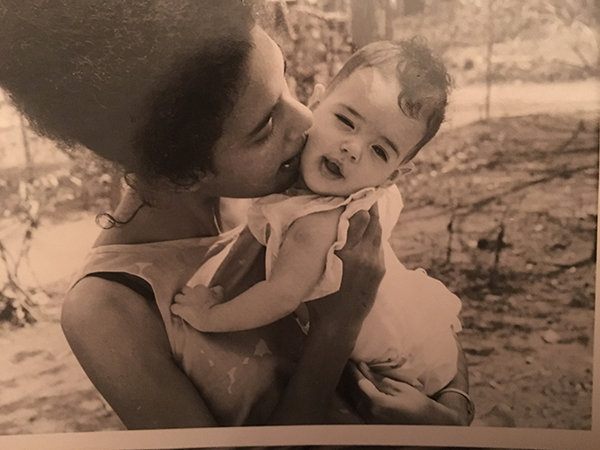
[[327, 38, 452, 163]]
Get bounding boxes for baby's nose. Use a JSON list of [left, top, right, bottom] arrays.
[[341, 142, 361, 161]]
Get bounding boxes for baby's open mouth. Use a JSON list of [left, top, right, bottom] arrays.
[[322, 157, 343, 178]]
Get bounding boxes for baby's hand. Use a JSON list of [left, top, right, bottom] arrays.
[[171, 285, 224, 330]]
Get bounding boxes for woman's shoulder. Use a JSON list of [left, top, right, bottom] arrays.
[[62, 275, 161, 348], [64, 276, 153, 324]]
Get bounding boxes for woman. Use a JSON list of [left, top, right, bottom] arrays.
[[0, 0, 472, 429]]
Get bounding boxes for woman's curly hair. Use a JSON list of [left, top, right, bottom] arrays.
[[0, 0, 256, 187]]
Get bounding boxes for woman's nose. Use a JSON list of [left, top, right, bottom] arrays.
[[285, 97, 313, 141]]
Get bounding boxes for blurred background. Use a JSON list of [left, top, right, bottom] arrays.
[[0, 0, 598, 433]]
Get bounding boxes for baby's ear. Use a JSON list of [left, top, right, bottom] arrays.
[[308, 83, 326, 110], [380, 169, 401, 188], [381, 162, 415, 187], [399, 161, 416, 175]]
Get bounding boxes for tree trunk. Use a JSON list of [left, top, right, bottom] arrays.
[[384, 0, 395, 40], [351, 0, 378, 49], [484, 0, 495, 121]]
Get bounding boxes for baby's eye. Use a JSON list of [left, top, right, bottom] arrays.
[[335, 114, 354, 129], [372, 145, 388, 162]]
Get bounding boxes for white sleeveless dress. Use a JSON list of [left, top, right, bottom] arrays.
[[247, 185, 462, 396]]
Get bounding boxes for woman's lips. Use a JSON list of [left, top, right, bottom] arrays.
[[280, 134, 308, 173], [280, 151, 301, 172]]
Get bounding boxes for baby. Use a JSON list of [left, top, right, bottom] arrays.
[[172, 39, 462, 396]]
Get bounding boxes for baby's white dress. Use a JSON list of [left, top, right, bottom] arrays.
[[248, 185, 462, 396]]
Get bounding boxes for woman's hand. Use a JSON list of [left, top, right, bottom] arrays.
[[346, 360, 472, 426], [347, 362, 439, 424], [306, 205, 385, 336], [268, 205, 385, 425]]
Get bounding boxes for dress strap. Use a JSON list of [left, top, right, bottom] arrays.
[[85, 272, 155, 303]]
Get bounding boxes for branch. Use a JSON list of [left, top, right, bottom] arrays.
[[295, 5, 349, 24], [571, 44, 594, 70]]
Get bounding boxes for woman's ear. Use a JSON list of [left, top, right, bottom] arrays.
[[308, 83, 326, 110], [187, 170, 212, 192]]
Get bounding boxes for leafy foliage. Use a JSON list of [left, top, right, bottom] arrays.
[[271, 0, 598, 95]]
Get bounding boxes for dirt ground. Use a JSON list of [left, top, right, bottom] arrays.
[[391, 111, 598, 430], [0, 110, 597, 435], [0, 291, 124, 434]]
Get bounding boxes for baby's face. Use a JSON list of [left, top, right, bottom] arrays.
[[300, 68, 425, 197]]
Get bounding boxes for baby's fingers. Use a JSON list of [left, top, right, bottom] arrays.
[[181, 285, 194, 295], [170, 302, 189, 318], [173, 292, 195, 309], [173, 292, 186, 304], [210, 285, 224, 302]]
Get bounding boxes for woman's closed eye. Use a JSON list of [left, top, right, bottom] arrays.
[[372, 145, 388, 162], [335, 113, 354, 129], [255, 116, 274, 143]]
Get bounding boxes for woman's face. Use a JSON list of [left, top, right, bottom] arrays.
[[200, 27, 313, 198]]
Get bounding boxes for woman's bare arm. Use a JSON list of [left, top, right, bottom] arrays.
[[344, 336, 473, 426], [63, 207, 383, 428], [267, 206, 385, 424], [62, 277, 217, 429], [432, 337, 473, 425]]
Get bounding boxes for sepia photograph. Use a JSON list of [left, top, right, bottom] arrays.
[[0, 0, 598, 449]]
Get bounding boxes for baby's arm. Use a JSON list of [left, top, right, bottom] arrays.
[[172, 208, 342, 332]]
